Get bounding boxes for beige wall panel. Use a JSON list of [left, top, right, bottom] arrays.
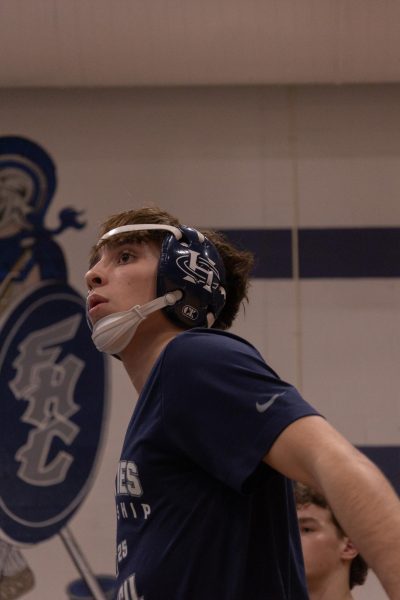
[[301, 279, 400, 445]]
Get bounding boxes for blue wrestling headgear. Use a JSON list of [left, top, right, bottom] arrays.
[[158, 224, 226, 328], [90, 223, 226, 354]]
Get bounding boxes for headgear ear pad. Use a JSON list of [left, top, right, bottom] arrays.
[[157, 226, 226, 329]]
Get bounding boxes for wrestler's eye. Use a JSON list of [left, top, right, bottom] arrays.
[[118, 250, 136, 264], [300, 525, 315, 534]]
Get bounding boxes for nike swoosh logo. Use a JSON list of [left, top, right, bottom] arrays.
[[256, 392, 285, 413]]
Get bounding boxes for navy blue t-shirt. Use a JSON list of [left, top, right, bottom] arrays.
[[115, 329, 318, 599]]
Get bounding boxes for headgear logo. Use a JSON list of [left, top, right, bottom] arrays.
[[182, 305, 199, 321], [176, 249, 221, 293]]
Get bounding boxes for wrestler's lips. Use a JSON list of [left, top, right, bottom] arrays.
[[87, 293, 108, 317]]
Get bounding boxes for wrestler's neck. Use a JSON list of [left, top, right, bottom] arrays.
[[307, 573, 354, 600], [119, 311, 183, 394]]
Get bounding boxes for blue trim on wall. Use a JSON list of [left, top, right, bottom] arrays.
[[220, 227, 400, 279], [221, 229, 292, 278], [300, 228, 400, 278]]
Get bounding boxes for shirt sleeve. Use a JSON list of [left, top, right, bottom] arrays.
[[161, 330, 319, 493]]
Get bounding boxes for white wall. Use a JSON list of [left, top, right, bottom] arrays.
[[1, 84, 399, 599]]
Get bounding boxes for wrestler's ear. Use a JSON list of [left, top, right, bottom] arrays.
[[340, 537, 359, 561]]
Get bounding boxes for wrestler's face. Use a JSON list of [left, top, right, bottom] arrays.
[[85, 239, 159, 325], [297, 503, 350, 586]]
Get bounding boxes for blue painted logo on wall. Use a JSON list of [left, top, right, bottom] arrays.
[[0, 282, 107, 544], [0, 136, 108, 548]]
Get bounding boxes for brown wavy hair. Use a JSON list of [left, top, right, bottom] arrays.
[[294, 482, 369, 589], [90, 206, 254, 330]]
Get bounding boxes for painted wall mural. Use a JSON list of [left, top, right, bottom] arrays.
[[0, 137, 110, 600]]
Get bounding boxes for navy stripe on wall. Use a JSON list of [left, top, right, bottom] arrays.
[[220, 227, 400, 279]]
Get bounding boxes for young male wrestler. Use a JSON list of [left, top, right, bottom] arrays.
[[86, 206, 400, 600], [295, 483, 368, 600]]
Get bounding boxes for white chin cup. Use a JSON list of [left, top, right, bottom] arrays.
[[92, 290, 182, 355]]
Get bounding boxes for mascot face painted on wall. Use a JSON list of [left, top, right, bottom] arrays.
[[0, 167, 36, 232], [0, 136, 56, 236]]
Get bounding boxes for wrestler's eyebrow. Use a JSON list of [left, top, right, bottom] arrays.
[[298, 517, 318, 525], [88, 238, 138, 269]]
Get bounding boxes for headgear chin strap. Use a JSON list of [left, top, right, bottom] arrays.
[[92, 290, 182, 355]]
